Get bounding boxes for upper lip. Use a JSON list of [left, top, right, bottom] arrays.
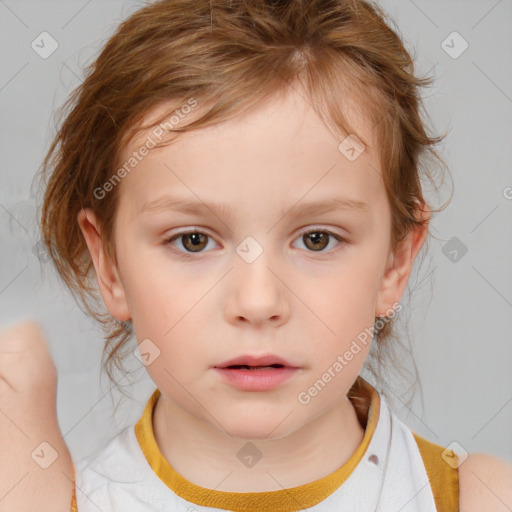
[[214, 354, 299, 369]]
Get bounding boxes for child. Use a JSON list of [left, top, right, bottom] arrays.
[[2, 0, 512, 510]]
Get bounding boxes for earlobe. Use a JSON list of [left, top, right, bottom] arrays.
[[76, 208, 131, 322], [375, 203, 430, 317]]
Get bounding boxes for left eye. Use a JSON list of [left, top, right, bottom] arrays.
[[294, 229, 344, 252], [163, 228, 344, 256]]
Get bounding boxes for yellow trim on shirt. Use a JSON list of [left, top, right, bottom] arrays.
[[69, 379, 460, 511], [412, 432, 459, 512], [134, 376, 380, 512]]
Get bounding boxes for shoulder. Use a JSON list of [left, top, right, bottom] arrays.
[[459, 452, 512, 511]]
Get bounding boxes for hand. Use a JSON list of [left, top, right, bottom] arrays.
[[0, 320, 74, 512]]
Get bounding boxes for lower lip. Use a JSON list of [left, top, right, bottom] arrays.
[[214, 367, 299, 391]]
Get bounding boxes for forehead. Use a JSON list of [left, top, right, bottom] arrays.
[[116, 87, 384, 219]]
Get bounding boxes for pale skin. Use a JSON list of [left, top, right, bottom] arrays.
[[1, 86, 511, 510], [0, 321, 73, 512], [81, 87, 405, 491]]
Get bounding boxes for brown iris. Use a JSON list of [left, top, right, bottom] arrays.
[[181, 232, 208, 252], [303, 231, 329, 251]]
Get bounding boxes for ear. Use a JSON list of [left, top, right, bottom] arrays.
[[375, 201, 430, 317], [77, 208, 131, 322]]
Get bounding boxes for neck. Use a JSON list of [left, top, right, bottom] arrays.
[[152, 392, 366, 492]]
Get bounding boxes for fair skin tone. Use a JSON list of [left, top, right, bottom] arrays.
[[79, 86, 418, 491], [0, 321, 73, 512], [1, 86, 511, 509]]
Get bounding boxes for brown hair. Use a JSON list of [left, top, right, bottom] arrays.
[[37, 0, 451, 408]]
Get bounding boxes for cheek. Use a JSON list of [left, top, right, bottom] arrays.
[[123, 263, 210, 362], [118, 242, 179, 316], [307, 258, 382, 319], [298, 262, 382, 359], [128, 278, 193, 340]]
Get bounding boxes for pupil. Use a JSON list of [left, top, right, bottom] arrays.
[[190, 233, 201, 245], [184, 232, 206, 251], [305, 232, 327, 251]]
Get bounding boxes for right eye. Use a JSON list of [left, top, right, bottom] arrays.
[[163, 229, 218, 256]]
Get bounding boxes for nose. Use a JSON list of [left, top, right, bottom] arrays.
[[224, 246, 290, 327]]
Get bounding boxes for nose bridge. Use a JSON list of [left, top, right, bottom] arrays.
[[227, 233, 287, 321], [234, 233, 279, 288]]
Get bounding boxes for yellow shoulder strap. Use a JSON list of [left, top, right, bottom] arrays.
[[71, 461, 78, 512], [412, 432, 459, 512]]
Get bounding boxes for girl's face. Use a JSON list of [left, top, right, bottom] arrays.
[[80, 87, 426, 439]]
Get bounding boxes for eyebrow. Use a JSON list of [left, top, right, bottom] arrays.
[[139, 195, 369, 221]]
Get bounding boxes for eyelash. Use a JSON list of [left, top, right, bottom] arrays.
[[162, 228, 347, 259]]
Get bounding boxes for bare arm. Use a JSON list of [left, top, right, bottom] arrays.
[[459, 452, 512, 511], [0, 320, 74, 512]]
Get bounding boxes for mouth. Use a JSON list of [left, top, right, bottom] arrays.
[[214, 354, 299, 369], [224, 364, 286, 370], [214, 363, 299, 391]]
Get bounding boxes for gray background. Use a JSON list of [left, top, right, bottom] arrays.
[[1, 0, 511, 469]]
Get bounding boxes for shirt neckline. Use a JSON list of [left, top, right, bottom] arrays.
[[134, 376, 381, 512]]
